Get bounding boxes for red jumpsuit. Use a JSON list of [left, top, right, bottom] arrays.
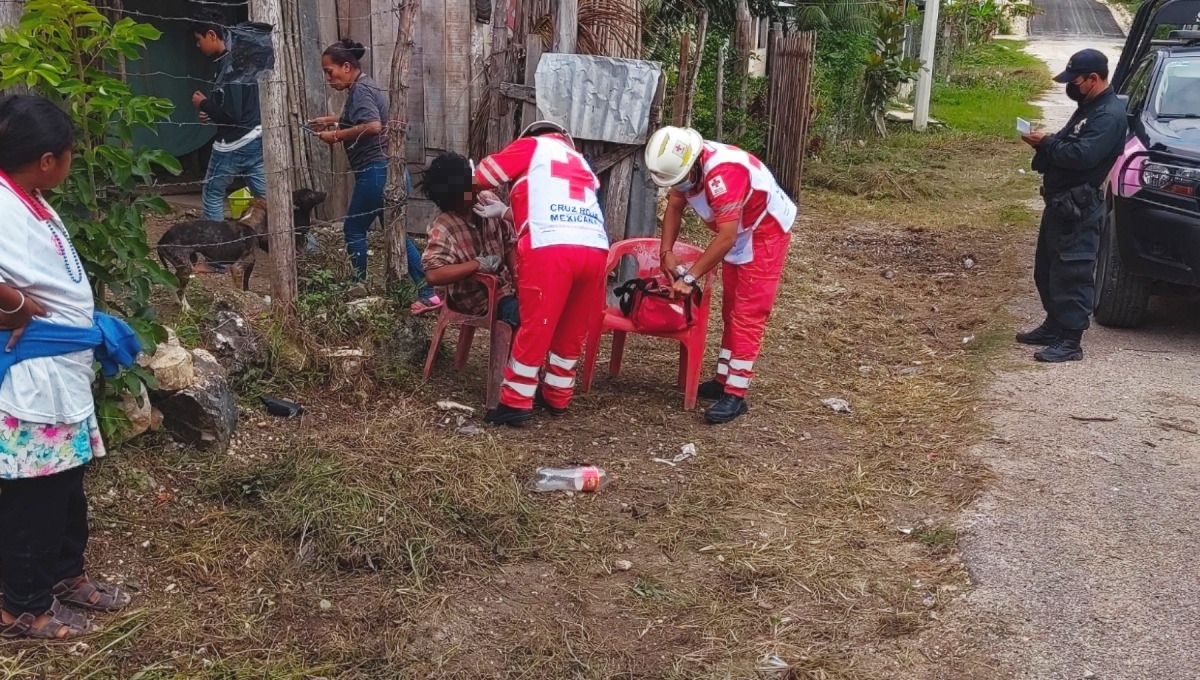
[[476, 134, 610, 411], [680, 143, 797, 398]]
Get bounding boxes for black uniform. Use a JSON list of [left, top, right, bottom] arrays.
[[1031, 87, 1128, 331]]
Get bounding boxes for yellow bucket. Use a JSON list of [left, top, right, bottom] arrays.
[[228, 188, 253, 219]]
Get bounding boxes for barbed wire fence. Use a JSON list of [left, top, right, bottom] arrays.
[[0, 0, 481, 312]]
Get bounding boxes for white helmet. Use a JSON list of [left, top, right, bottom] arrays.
[[520, 119, 574, 149], [644, 126, 704, 187]]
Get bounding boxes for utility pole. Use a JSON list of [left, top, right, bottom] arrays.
[[913, 0, 941, 131]]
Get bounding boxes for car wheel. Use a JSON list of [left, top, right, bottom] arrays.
[[1093, 202, 1150, 328]]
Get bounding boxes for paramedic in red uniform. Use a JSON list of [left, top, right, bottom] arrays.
[[474, 121, 610, 426], [645, 126, 797, 424]]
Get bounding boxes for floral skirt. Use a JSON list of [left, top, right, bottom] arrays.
[[0, 410, 104, 480]]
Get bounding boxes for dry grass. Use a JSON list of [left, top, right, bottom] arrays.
[[3, 132, 1043, 677]]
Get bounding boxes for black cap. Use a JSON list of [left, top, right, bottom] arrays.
[[1054, 49, 1108, 83]]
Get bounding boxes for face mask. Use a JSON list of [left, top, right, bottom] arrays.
[[1066, 81, 1086, 103], [674, 178, 695, 193]]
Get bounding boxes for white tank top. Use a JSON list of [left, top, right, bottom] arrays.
[[525, 137, 610, 251], [684, 143, 797, 265]]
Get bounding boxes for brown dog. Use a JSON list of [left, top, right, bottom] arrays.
[[157, 199, 270, 312]]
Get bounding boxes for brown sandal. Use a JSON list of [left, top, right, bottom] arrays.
[[0, 598, 94, 640], [52, 574, 131, 613]]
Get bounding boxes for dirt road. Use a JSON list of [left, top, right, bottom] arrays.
[[952, 25, 1200, 680]]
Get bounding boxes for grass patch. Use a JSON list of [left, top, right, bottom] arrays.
[[806, 38, 1049, 203], [932, 39, 1049, 137], [0, 35, 1055, 680]]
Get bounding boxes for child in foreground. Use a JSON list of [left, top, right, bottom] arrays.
[[0, 95, 138, 640]]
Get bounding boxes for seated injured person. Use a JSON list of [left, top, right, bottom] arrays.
[[419, 152, 519, 326]]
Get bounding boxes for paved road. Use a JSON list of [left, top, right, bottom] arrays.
[[944, 20, 1200, 680], [1029, 0, 1125, 38]]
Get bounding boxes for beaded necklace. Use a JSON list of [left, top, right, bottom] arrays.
[[0, 170, 84, 284]]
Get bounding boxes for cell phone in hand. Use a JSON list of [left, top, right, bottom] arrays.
[[1017, 117, 1032, 135]]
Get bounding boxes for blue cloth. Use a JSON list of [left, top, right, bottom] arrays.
[[0, 312, 143, 389]]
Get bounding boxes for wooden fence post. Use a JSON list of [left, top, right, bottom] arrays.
[[384, 0, 417, 285], [521, 34, 543, 129], [715, 38, 727, 141], [683, 10, 708, 128], [485, 0, 510, 154], [733, 0, 752, 139], [670, 32, 690, 127], [0, 0, 23, 29], [252, 0, 298, 312], [555, 0, 577, 53]]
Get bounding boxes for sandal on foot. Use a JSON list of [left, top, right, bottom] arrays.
[[53, 574, 131, 613], [410, 295, 443, 315], [0, 598, 94, 640]]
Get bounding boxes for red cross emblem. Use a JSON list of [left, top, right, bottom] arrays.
[[550, 154, 594, 202]]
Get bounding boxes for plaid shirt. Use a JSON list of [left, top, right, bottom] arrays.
[[421, 207, 516, 317]]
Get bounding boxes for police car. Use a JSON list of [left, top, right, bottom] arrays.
[[1096, 0, 1200, 327]]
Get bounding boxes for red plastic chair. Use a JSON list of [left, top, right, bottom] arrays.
[[422, 273, 513, 408], [581, 238, 715, 410]]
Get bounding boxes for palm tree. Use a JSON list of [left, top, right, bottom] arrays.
[[793, 0, 879, 33]]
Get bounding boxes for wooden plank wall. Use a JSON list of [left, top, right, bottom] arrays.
[[441, 1, 473, 155], [371, 0, 397, 87], [282, 0, 350, 220], [283, 0, 474, 232]]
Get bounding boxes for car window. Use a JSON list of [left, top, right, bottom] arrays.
[[1125, 57, 1155, 112], [1154, 57, 1200, 117]]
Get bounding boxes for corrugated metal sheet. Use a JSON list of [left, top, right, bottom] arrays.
[[535, 54, 663, 145]]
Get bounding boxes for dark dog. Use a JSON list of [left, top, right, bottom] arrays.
[[157, 189, 327, 311], [291, 187, 327, 249], [158, 199, 269, 312]]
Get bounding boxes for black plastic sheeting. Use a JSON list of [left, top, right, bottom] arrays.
[[222, 21, 276, 85]]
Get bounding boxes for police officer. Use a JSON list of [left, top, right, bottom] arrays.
[[1018, 48, 1127, 362]]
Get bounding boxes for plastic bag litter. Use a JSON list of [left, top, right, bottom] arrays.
[[821, 397, 852, 413]]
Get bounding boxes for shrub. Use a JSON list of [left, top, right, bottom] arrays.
[[0, 0, 182, 440]]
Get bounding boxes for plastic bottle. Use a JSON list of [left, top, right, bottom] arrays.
[[533, 466, 609, 493]]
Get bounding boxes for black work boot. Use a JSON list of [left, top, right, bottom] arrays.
[[697, 379, 725, 401], [1035, 329, 1083, 363], [705, 394, 749, 424], [485, 403, 534, 427], [1016, 318, 1061, 346], [534, 389, 568, 417]]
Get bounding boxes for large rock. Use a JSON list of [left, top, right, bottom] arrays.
[[115, 382, 152, 443], [211, 288, 270, 318], [158, 349, 238, 452], [140, 343, 194, 393], [205, 306, 266, 375]]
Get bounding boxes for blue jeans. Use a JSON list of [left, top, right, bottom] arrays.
[[343, 161, 435, 297], [406, 238, 435, 299], [497, 295, 519, 328], [343, 162, 388, 281], [202, 137, 267, 221]]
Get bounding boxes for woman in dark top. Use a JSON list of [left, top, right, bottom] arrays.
[[310, 39, 440, 311]]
